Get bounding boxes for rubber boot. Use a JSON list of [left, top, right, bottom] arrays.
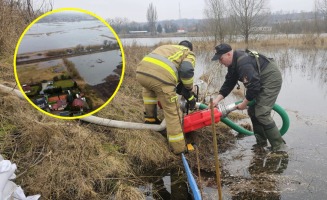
[[252, 123, 268, 147], [144, 116, 161, 124], [144, 105, 161, 124], [265, 125, 287, 152], [249, 116, 268, 148]]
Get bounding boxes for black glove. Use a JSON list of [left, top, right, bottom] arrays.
[[176, 83, 196, 110], [186, 95, 196, 110], [176, 82, 183, 95], [180, 86, 192, 99]]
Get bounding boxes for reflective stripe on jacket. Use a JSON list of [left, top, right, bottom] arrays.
[[136, 44, 195, 89]]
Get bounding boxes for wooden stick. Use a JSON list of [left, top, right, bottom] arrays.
[[210, 98, 223, 199]]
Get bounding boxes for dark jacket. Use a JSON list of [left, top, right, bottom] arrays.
[[219, 50, 270, 101]]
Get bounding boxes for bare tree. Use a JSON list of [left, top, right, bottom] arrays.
[[107, 17, 130, 34], [147, 3, 157, 36], [229, 0, 269, 45], [0, 0, 52, 56], [317, 0, 327, 32], [203, 0, 228, 44]]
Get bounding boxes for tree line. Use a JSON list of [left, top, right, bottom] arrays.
[[107, 0, 327, 45]]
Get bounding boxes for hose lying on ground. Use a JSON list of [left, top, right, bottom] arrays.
[[0, 84, 166, 131], [0, 84, 289, 135]]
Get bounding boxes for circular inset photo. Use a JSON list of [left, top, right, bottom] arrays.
[[14, 8, 125, 119]]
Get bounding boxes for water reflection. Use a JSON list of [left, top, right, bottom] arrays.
[[248, 151, 289, 174], [195, 48, 327, 115], [140, 168, 192, 200], [194, 47, 327, 199]]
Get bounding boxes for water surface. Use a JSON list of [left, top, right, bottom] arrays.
[[196, 48, 327, 199], [18, 20, 116, 54]]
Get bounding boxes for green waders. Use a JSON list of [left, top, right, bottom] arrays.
[[250, 117, 268, 147], [248, 60, 286, 151]]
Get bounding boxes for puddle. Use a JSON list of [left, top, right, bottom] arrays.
[[139, 168, 193, 200]]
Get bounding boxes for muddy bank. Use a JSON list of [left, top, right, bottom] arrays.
[[91, 73, 121, 102]]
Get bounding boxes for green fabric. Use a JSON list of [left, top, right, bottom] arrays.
[[252, 123, 268, 146], [248, 61, 282, 126], [265, 125, 286, 151]]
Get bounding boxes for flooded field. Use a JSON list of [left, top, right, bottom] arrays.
[[67, 50, 122, 85], [18, 20, 116, 54], [195, 48, 327, 199]]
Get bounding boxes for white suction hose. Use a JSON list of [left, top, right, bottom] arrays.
[[82, 115, 167, 131], [0, 84, 167, 131]]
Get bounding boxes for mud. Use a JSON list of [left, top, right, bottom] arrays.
[[91, 73, 121, 102]]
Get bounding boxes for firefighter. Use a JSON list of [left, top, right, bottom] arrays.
[[211, 43, 287, 152], [136, 41, 196, 154]]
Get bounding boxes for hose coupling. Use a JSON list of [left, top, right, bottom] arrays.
[[217, 102, 237, 117]]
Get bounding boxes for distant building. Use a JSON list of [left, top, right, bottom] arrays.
[[129, 31, 148, 35], [34, 97, 47, 109], [51, 100, 67, 111], [22, 84, 31, 93], [250, 26, 272, 33], [48, 94, 68, 104], [72, 98, 85, 108], [177, 29, 186, 34]]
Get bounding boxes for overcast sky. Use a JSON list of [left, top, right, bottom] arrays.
[[51, 0, 315, 22]]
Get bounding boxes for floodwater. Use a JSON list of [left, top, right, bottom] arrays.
[[195, 48, 327, 199], [67, 50, 122, 86], [121, 36, 196, 47], [18, 20, 116, 54], [139, 47, 327, 199]]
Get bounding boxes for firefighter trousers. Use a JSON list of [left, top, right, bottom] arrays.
[[136, 73, 186, 154]]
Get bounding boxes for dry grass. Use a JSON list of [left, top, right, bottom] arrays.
[[0, 55, 16, 87], [193, 34, 327, 52], [0, 44, 176, 199], [0, 91, 134, 199], [115, 183, 145, 200], [16, 63, 64, 84]]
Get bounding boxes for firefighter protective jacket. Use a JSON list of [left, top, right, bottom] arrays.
[[136, 44, 196, 90], [219, 50, 271, 101]]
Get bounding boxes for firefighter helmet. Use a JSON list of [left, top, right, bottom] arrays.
[[178, 40, 193, 51]]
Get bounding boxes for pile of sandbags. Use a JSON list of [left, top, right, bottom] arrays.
[[0, 155, 40, 200]]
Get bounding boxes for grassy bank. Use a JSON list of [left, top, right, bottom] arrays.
[[0, 45, 177, 199]]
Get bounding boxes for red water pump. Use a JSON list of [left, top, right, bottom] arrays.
[[183, 108, 222, 133], [182, 101, 238, 133]]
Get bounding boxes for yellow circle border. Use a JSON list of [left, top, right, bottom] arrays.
[[13, 8, 126, 120]]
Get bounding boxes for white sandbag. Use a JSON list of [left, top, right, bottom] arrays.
[[2, 181, 17, 200], [0, 160, 17, 196], [0, 155, 40, 200], [12, 186, 41, 200]]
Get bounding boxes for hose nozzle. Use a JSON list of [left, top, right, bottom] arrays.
[[217, 103, 237, 117]]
